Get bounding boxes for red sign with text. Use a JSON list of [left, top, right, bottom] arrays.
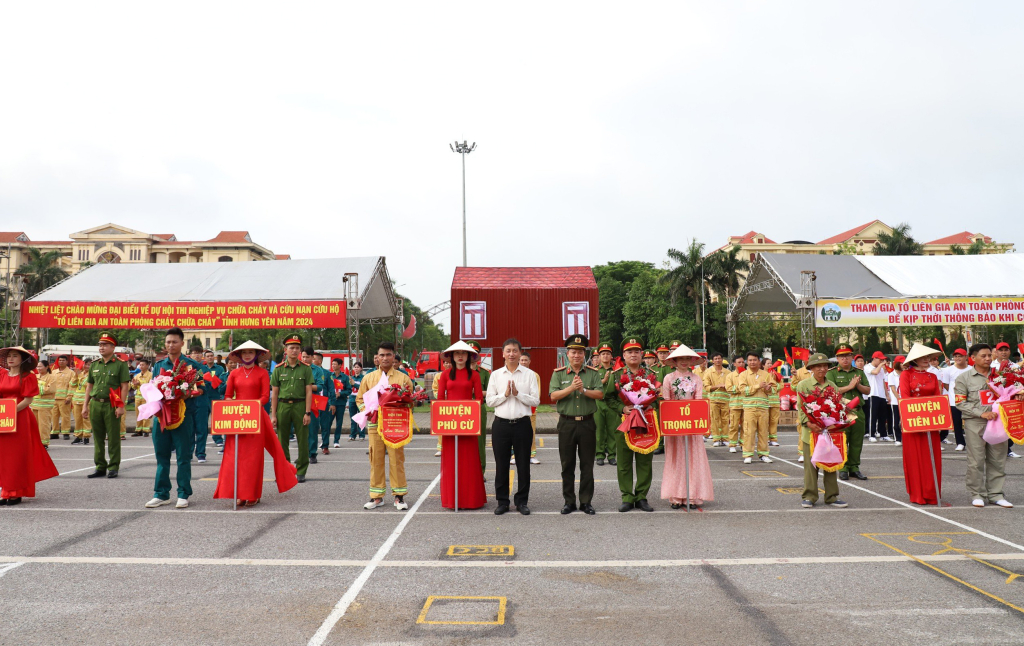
[[20, 300, 347, 330], [659, 399, 711, 436], [430, 400, 481, 436], [981, 390, 997, 406], [210, 400, 262, 435], [899, 396, 953, 433], [378, 405, 413, 448], [0, 399, 15, 433], [998, 401, 1024, 444]]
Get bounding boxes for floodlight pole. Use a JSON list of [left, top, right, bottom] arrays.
[[450, 141, 476, 267]]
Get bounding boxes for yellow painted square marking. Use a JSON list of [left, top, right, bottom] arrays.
[[776, 487, 823, 494], [446, 545, 514, 557], [742, 470, 790, 478], [416, 596, 507, 625]]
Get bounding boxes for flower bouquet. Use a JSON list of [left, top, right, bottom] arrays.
[[983, 365, 1024, 445], [136, 358, 202, 431], [617, 369, 661, 454], [800, 385, 856, 472]]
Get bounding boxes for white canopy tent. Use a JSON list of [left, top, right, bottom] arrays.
[[727, 253, 1024, 357]]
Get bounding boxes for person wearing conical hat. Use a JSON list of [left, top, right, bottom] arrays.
[[899, 343, 946, 505], [796, 353, 848, 508], [661, 344, 714, 510], [550, 334, 604, 515], [435, 341, 486, 510], [271, 334, 315, 484], [213, 341, 298, 507], [827, 343, 870, 481], [0, 346, 59, 505], [465, 341, 491, 474], [594, 343, 617, 467], [83, 333, 132, 480], [603, 337, 658, 512]]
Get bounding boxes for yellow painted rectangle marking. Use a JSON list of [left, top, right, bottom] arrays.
[[776, 487, 823, 494], [416, 596, 507, 625], [742, 470, 790, 478], [446, 545, 514, 557], [537, 437, 544, 448]]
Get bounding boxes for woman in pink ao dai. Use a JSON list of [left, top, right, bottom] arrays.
[[660, 345, 714, 510]]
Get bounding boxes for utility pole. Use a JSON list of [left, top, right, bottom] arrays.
[[449, 140, 476, 266]]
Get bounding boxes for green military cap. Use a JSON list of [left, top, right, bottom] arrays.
[[806, 353, 831, 368], [464, 340, 482, 354], [597, 343, 613, 355], [565, 334, 588, 350], [283, 333, 303, 346], [669, 340, 682, 350], [621, 337, 643, 352], [98, 332, 118, 345], [834, 342, 855, 356]]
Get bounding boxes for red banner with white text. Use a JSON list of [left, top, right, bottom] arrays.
[[21, 300, 347, 329]]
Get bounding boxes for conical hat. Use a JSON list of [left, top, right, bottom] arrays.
[[228, 340, 269, 364], [443, 341, 478, 358], [0, 346, 37, 372], [667, 344, 700, 360], [904, 343, 940, 366]]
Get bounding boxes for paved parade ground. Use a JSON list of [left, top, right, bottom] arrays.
[[2, 428, 1023, 646]]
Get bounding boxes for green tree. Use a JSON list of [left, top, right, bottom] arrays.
[[950, 239, 990, 255], [705, 245, 750, 300], [17, 248, 69, 298], [593, 260, 656, 351], [660, 240, 706, 322], [876, 223, 923, 256]]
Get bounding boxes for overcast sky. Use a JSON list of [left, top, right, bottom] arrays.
[[2, 2, 1022, 334]]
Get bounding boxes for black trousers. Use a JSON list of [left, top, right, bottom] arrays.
[[869, 397, 892, 438], [891, 404, 902, 442], [557, 416, 596, 506], [492, 416, 532, 507], [951, 407, 966, 446]]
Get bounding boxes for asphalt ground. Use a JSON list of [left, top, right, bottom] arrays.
[[2, 421, 1023, 646]]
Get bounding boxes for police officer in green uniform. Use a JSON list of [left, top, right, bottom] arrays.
[[83, 332, 131, 479], [603, 337, 659, 512], [594, 343, 617, 466], [271, 334, 315, 482], [827, 343, 871, 481], [550, 334, 605, 515], [466, 341, 491, 475]]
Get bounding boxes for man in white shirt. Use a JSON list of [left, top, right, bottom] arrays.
[[485, 338, 541, 515], [887, 356, 904, 446], [865, 352, 892, 442], [943, 349, 972, 451]]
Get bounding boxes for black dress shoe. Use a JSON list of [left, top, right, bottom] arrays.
[[87, 470, 106, 479], [50, 434, 59, 440], [596, 458, 605, 466], [636, 499, 654, 512], [106, 471, 118, 479], [7, 497, 21, 505], [297, 474, 306, 483], [517, 504, 531, 515], [494, 505, 509, 515], [71, 437, 82, 445], [309, 454, 318, 464], [561, 504, 576, 515], [852, 471, 868, 480], [839, 471, 849, 481], [0, 499, 7, 506], [653, 448, 665, 455], [83, 438, 89, 444], [618, 502, 633, 512], [580, 503, 596, 515], [608, 458, 617, 465]]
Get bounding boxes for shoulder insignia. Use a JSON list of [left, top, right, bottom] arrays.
[[554, 366, 568, 372]]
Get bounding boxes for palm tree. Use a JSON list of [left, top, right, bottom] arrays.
[[17, 248, 69, 298], [950, 239, 989, 255], [875, 223, 923, 256], [660, 240, 706, 323], [705, 245, 751, 300]]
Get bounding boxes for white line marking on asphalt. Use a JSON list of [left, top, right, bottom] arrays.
[[773, 456, 1024, 553], [0, 562, 24, 578], [3, 506, 961, 516], [0, 553, 1021, 568], [833, 607, 1007, 617], [307, 473, 441, 646]]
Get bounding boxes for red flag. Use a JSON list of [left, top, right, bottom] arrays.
[[311, 394, 328, 418], [1017, 343, 1024, 357], [933, 338, 946, 355], [108, 387, 125, 408], [784, 347, 793, 365], [333, 378, 344, 395], [613, 356, 624, 371], [792, 347, 810, 362], [203, 371, 222, 389], [402, 315, 417, 340]]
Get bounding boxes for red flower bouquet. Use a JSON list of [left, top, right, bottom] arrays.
[[151, 359, 202, 430], [616, 369, 662, 454], [370, 384, 412, 425], [800, 385, 857, 432]]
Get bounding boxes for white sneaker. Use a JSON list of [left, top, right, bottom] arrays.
[[894, 441, 902, 446], [743, 457, 752, 464], [530, 457, 540, 464], [994, 499, 1014, 508], [175, 498, 189, 509], [1009, 451, 1021, 459], [197, 458, 206, 464], [769, 441, 780, 447], [955, 444, 965, 451], [941, 439, 952, 445], [434, 450, 442, 457], [333, 443, 340, 448], [729, 446, 737, 453], [760, 456, 773, 463], [798, 455, 804, 463], [868, 437, 877, 443], [363, 498, 384, 510], [394, 496, 409, 511], [145, 497, 171, 509], [510, 457, 516, 465], [881, 437, 892, 442], [972, 498, 985, 508]]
